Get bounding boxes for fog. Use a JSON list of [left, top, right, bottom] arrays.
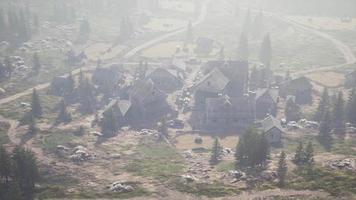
[[0, 0, 356, 199]]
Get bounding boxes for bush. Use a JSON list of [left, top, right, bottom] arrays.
[[194, 137, 203, 144]]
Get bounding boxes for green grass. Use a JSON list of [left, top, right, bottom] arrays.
[[281, 134, 356, 156], [216, 161, 235, 172], [289, 166, 356, 196], [124, 138, 184, 181], [169, 179, 241, 197], [36, 184, 150, 199], [0, 91, 61, 123], [0, 122, 10, 145], [42, 129, 77, 152]]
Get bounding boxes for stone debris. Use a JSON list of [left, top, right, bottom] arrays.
[[327, 159, 355, 170], [70, 146, 93, 162], [181, 174, 197, 183], [109, 181, 134, 193]]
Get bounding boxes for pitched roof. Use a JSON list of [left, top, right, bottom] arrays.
[[261, 115, 284, 133], [129, 79, 167, 104], [206, 94, 254, 113], [194, 68, 229, 93], [146, 67, 179, 79], [255, 88, 279, 104], [117, 100, 132, 116]]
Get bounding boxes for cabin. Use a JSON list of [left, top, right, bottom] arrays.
[[192, 68, 229, 110], [203, 60, 249, 97], [145, 67, 183, 92], [129, 79, 170, 122], [103, 99, 133, 127], [261, 116, 284, 144], [255, 88, 279, 119], [279, 76, 313, 105], [203, 94, 255, 132]]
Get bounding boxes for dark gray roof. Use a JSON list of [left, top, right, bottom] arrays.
[[129, 79, 167, 104], [261, 115, 284, 133], [194, 68, 229, 93], [255, 88, 279, 104], [146, 67, 179, 79], [206, 94, 254, 113]]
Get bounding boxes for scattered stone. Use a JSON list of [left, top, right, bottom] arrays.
[[110, 154, 121, 159], [327, 159, 355, 170], [181, 174, 197, 183], [109, 181, 134, 193]]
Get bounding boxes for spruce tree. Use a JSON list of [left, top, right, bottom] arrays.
[[304, 141, 314, 165], [0, 146, 12, 184], [185, 21, 193, 43], [27, 114, 37, 135], [56, 99, 72, 124], [12, 147, 39, 200], [319, 110, 332, 138], [314, 87, 330, 122], [238, 32, 249, 61], [210, 138, 222, 165], [347, 89, 356, 125], [158, 118, 168, 137], [32, 53, 41, 74], [259, 34, 272, 67], [293, 141, 305, 165], [31, 89, 42, 118], [277, 151, 287, 187], [242, 9, 251, 34], [101, 108, 118, 137], [332, 91, 345, 135]]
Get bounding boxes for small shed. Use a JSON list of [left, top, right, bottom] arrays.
[[261, 116, 284, 144]]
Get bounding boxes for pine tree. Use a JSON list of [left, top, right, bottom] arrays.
[[210, 138, 222, 165], [319, 110, 332, 138], [32, 53, 41, 74], [293, 141, 305, 165], [101, 108, 118, 137], [12, 147, 39, 200], [27, 114, 37, 135], [347, 88, 356, 125], [56, 99, 72, 124], [238, 32, 249, 61], [4, 181, 23, 200], [78, 78, 96, 114], [304, 141, 314, 165], [259, 34, 272, 67], [332, 91, 345, 135], [277, 151, 287, 187], [31, 89, 42, 118], [0, 145, 12, 184], [314, 87, 330, 122], [252, 11, 263, 38], [235, 129, 269, 167]]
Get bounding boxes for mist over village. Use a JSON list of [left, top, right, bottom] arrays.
[[0, 0, 356, 199]]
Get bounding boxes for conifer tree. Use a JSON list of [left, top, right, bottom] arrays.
[[277, 151, 287, 187], [101, 108, 118, 137], [305, 141, 314, 165], [259, 34, 272, 67], [0, 146, 12, 184], [293, 141, 305, 165], [314, 87, 330, 122], [185, 21, 193, 43], [347, 88, 356, 124], [242, 9, 251, 34], [332, 91, 345, 135], [27, 114, 37, 135], [210, 138, 222, 165], [56, 99, 72, 124], [31, 89, 42, 118], [158, 117, 168, 137], [319, 110, 332, 138]]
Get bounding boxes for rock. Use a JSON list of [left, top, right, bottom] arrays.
[[91, 131, 103, 137], [228, 170, 244, 179], [56, 145, 70, 151], [328, 159, 355, 170], [0, 88, 6, 95], [181, 174, 197, 183], [109, 182, 134, 193]]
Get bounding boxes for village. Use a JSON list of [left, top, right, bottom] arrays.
[[1, 0, 356, 199]]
